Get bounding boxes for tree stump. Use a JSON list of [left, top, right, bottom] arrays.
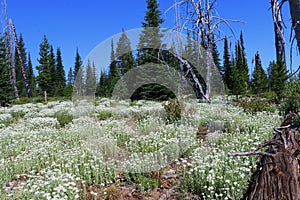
[[234, 112, 300, 200]]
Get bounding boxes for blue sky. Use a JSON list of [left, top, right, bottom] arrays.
[[4, 0, 298, 76]]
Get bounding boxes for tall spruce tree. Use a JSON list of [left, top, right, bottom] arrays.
[[65, 67, 73, 98], [36, 35, 51, 96], [252, 51, 268, 96], [212, 40, 221, 74], [268, 59, 287, 100], [136, 0, 164, 65], [96, 69, 109, 97], [0, 35, 14, 106], [115, 28, 135, 76], [27, 53, 36, 97], [14, 33, 27, 97], [134, 0, 171, 101], [48, 45, 56, 96], [84, 60, 96, 96], [107, 39, 120, 96], [238, 32, 249, 91], [73, 48, 84, 96], [234, 33, 249, 96], [55, 48, 66, 96], [67, 67, 73, 85], [222, 37, 232, 92]]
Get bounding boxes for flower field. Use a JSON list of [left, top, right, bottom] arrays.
[[0, 98, 281, 199]]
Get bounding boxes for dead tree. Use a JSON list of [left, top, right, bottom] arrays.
[[10, 19, 32, 98], [230, 112, 300, 200], [168, 0, 238, 101], [271, 0, 286, 66]]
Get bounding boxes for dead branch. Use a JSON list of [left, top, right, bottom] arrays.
[[229, 152, 274, 158], [257, 139, 283, 149]]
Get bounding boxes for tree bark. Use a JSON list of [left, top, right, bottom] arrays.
[[242, 112, 300, 200], [288, 0, 300, 53]]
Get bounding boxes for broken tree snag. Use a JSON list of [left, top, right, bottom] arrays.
[[242, 112, 300, 200]]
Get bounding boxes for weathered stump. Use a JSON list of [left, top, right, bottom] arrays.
[[234, 112, 300, 200]]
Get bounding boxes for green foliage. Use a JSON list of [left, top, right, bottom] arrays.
[[73, 48, 84, 96], [251, 51, 268, 95], [268, 59, 288, 101], [163, 98, 182, 124], [54, 110, 73, 127], [14, 33, 27, 97], [84, 60, 97, 96], [36, 35, 52, 96], [234, 98, 276, 114], [223, 37, 231, 89], [279, 78, 300, 115], [116, 29, 135, 76], [0, 35, 14, 107], [48, 46, 56, 96], [10, 110, 26, 120], [27, 53, 37, 97], [55, 48, 66, 96], [96, 110, 112, 120], [124, 173, 159, 192]]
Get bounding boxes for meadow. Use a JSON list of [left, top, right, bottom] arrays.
[[0, 98, 282, 199]]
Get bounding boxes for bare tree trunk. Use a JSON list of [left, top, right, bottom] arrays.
[[288, 0, 300, 52], [271, 0, 286, 65], [232, 112, 300, 200]]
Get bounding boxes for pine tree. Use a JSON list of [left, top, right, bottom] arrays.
[[234, 33, 249, 96], [115, 28, 135, 76], [238, 32, 249, 91], [222, 37, 231, 92], [36, 35, 51, 96], [134, 0, 170, 101], [268, 59, 287, 101], [27, 52, 37, 97], [73, 48, 84, 96], [107, 39, 120, 96], [96, 69, 109, 97], [0, 35, 14, 107], [67, 67, 73, 85], [136, 0, 164, 66], [14, 33, 27, 97], [48, 45, 56, 96], [84, 60, 96, 96], [65, 67, 73, 98], [212, 40, 221, 74], [252, 51, 268, 96], [55, 48, 66, 96]]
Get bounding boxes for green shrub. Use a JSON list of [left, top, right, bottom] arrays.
[[280, 78, 300, 115], [10, 111, 26, 120], [163, 98, 182, 124], [96, 110, 112, 120], [234, 98, 276, 114], [54, 110, 73, 127]]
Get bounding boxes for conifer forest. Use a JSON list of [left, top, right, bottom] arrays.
[[1, 0, 300, 199]]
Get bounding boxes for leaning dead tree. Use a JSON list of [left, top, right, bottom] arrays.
[[10, 19, 32, 98], [168, 0, 238, 101]]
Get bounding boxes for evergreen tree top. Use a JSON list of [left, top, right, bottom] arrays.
[[142, 0, 164, 28]]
